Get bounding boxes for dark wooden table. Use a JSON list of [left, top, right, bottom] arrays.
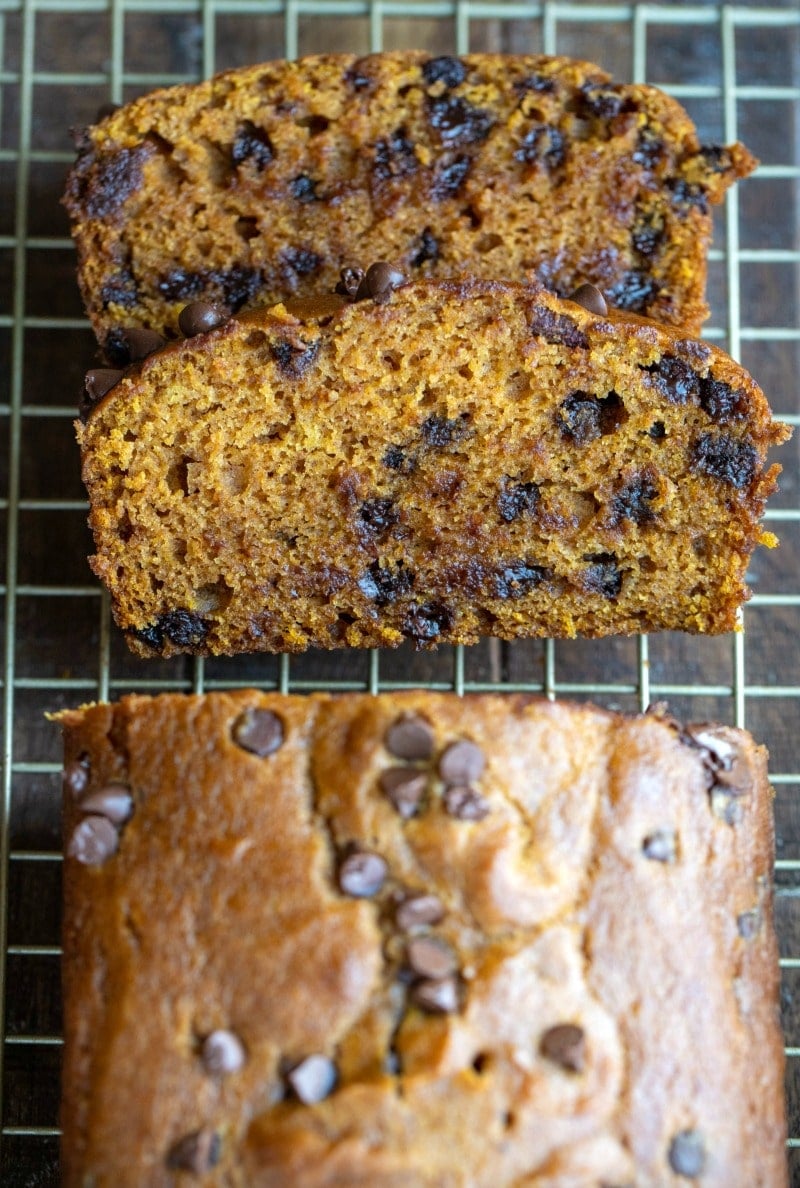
[[1, 3, 798, 1184]]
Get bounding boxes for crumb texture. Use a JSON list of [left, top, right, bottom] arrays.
[[77, 282, 789, 656], [63, 51, 756, 346], [59, 691, 786, 1186]]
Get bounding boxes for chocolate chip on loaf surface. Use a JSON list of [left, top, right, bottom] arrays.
[[76, 280, 788, 656], [63, 51, 756, 349], [58, 691, 786, 1186]]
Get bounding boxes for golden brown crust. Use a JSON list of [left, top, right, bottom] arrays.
[[59, 691, 786, 1186], [63, 51, 757, 347], [76, 282, 789, 656]]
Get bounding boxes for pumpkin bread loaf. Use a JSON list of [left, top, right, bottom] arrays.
[[63, 51, 756, 350], [58, 690, 786, 1187], [76, 280, 789, 657]]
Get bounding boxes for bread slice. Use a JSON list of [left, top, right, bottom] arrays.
[[63, 51, 756, 350], [76, 280, 789, 657]]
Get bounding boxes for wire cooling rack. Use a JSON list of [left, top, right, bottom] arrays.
[[0, 1, 798, 1183]]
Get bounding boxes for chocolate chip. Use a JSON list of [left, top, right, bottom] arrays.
[[121, 327, 165, 362], [63, 757, 90, 798], [607, 270, 658, 312], [422, 56, 467, 89], [336, 266, 364, 297], [699, 144, 732, 173], [396, 893, 445, 930], [642, 830, 676, 863], [581, 554, 622, 599], [383, 445, 413, 473], [202, 1029, 246, 1075], [270, 337, 320, 379], [355, 261, 406, 303], [67, 815, 119, 865], [282, 247, 322, 277], [232, 120, 274, 170], [668, 1130, 705, 1178], [737, 909, 761, 939], [79, 784, 133, 825], [411, 227, 439, 267], [403, 601, 453, 641], [649, 421, 666, 439], [645, 355, 700, 404], [374, 128, 417, 181], [338, 850, 388, 897], [385, 713, 435, 761], [358, 561, 414, 605], [539, 1023, 586, 1072], [632, 128, 666, 169], [429, 96, 493, 145], [407, 936, 457, 980], [698, 376, 748, 424], [498, 480, 539, 522], [558, 390, 622, 445], [692, 432, 757, 490], [528, 305, 589, 349], [156, 610, 210, 649], [579, 84, 630, 119], [287, 1055, 337, 1104], [439, 739, 485, 785], [345, 63, 371, 91], [178, 301, 229, 337], [290, 174, 319, 203], [430, 155, 471, 200], [166, 1128, 221, 1173], [100, 269, 138, 311], [411, 975, 460, 1014], [358, 498, 398, 538], [444, 785, 491, 821], [232, 708, 284, 757], [82, 368, 123, 413], [632, 210, 665, 257], [158, 269, 204, 302], [570, 283, 608, 315], [80, 143, 153, 219], [514, 125, 566, 169], [609, 473, 658, 526], [668, 178, 709, 215], [421, 414, 466, 447], [493, 562, 547, 599], [211, 265, 262, 312], [379, 767, 427, 818]]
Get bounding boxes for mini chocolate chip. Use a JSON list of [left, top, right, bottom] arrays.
[[411, 974, 459, 1014], [668, 1130, 705, 1178], [232, 708, 284, 757], [355, 261, 406, 303], [692, 432, 757, 490], [63, 757, 90, 798], [396, 893, 445, 931], [383, 445, 413, 473], [287, 1054, 338, 1104], [407, 936, 457, 980], [379, 768, 427, 818], [570, 283, 608, 315], [430, 155, 471, 200], [167, 1128, 221, 1173], [178, 301, 229, 337], [581, 554, 622, 599], [444, 785, 490, 821], [737, 909, 761, 939], [422, 56, 467, 89], [411, 227, 439, 267], [79, 784, 133, 825], [421, 414, 466, 447], [336, 266, 364, 297], [121, 327, 165, 362], [83, 367, 123, 410], [338, 850, 388, 897], [202, 1029, 246, 1075], [439, 740, 485, 785], [642, 829, 676, 863], [385, 713, 435, 761], [498, 480, 539, 522], [539, 1023, 586, 1072], [232, 120, 274, 170], [68, 815, 119, 865], [514, 125, 566, 169]]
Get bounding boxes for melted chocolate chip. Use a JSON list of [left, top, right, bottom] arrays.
[[421, 414, 467, 447], [692, 432, 757, 490], [540, 1023, 586, 1072], [407, 936, 457, 979], [178, 302, 229, 337], [232, 707, 284, 757], [345, 63, 371, 91], [411, 227, 440, 267], [202, 1029, 246, 1075], [396, 893, 445, 931], [632, 129, 666, 169], [79, 784, 134, 825], [338, 850, 388, 897], [403, 601, 453, 642], [514, 72, 556, 96], [528, 306, 589, 349], [428, 95, 493, 145], [63, 757, 90, 798], [607, 270, 658, 312], [581, 554, 622, 599], [68, 815, 119, 865], [232, 121, 275, 170], [579, 84, 631, 120], [430, 155, 471, 200], [158, 269, 205, 302], [668, 1130, 705, 1178], [422, 56, 467, 89], [82, 143, 153, 218], [498, 480, 540, 523], [282, 247, 322, 276], [668, 178, 709, 215], [167, 1129, 221, 1173], [158, 610, 210, 648], [100, 269, 138, 310], [382, 445, 414, 474], [632, 211, 665, 258], [609, 473, 658, 526], [374, 128, 417, 181], [287, 1055, 338, 1104], [359, 497, 398, 538], [698, 376, 748, 424], [645, 355, 700, 404], [270, 337, 320, 378], [514, 125, 566, 169], [649, 421, 666, 440], [379, 768, 427, 818], [410, 974, 460, 1014], [443, 785, 490, 821], [642, 830, 676, 863], [558, 391, 622, 445], [493, 563, 546, 599], [385, 713, 435, 761], [570, 283, 607, 315], [439, 739, 485, 784], [358, 561, 414, 605], [290, 174, 320, 202], [355, 262, 406, 303], [121, 327, 165, 362]]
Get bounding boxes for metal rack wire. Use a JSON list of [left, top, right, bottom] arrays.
[[0, 1, 798, 1183]]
